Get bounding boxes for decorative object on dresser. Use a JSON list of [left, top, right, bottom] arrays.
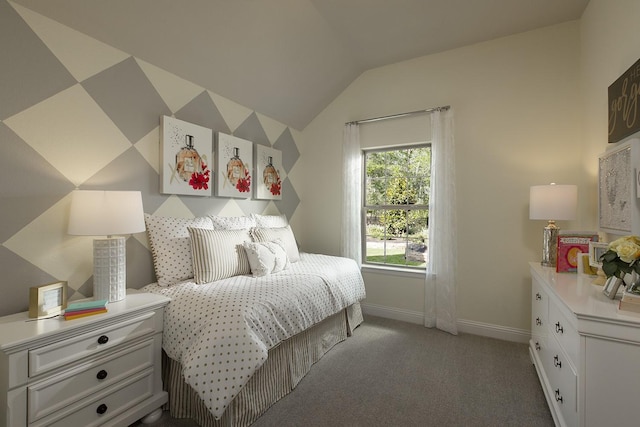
[[28, 281, 67, 319], [68, 190, 146, 302], [0, 291, 170, 427], [529, 183, 578, 268], [555, 231, 598, 273], [599, 235, 640, 299], [529, 262, 640, 427]]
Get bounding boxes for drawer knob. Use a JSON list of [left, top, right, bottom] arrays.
[[553, 355, 562, 368], [536, 317, 542, 326], [536, 293, 542, 301], [555, 322, 564, 334], [555, 389, 564, 404], [97, 335, 109, 345], [96, 369, 108, 380], [535, 342, 541, 351], [96, 403, 108, 415]]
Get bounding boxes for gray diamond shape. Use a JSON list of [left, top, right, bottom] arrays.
[[82, 57, 171, 143], [176, 91, 230, 135], [0, 2, 76, 120], [234, 112, 271, 147], [0, 123, 75, 242], [274, 178, 300, 221], [274, 128, 300, 174]]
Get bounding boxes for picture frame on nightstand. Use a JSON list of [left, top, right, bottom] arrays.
[[29, 281, 67, 318]]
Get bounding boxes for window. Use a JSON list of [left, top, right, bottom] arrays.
[[363, 144, 430, 269]]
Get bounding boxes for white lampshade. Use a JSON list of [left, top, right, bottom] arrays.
[[529, 184, 577, 221], [68, 190, 145, 236], [68, 190, 145, 302]]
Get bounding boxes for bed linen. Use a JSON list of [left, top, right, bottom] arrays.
[[143, 252, 366, 420]]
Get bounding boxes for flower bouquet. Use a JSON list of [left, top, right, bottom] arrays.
[[600, 236, 640, 295]]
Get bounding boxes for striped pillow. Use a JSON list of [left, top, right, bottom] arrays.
[[250, 225, 300, 262], [188, 227, 252, 283]]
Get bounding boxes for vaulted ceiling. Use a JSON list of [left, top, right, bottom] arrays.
[[12, 0, 589, 130]]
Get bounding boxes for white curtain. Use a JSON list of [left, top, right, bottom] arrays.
[[341, 123, 362, 266], [425, 108, 458, 335]]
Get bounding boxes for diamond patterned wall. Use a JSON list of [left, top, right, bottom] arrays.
[[0, 1, 302, 316]]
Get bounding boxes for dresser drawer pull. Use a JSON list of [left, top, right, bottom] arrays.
[[553, 355, 562, 368], [536, 293, 542, 301], [535, 342, 541, 351], [555, 322, 563, 334], [96, 403, 108, 415], [97, 335, 109, 345], [536, 317, 542, 326], [96, 369, 108, 380], [554, 389, 564, 404]]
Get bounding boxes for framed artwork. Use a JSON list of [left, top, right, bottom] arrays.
[[160, 116, 212, 196], [216, 132, 253, 198], [588, 241, 609, 269], [599, 142, 633, 234], [255, 145, 282, 200], [29, 281, 67, 318]]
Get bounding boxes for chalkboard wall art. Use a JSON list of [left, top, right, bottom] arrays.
[[608, 58, 640, 143]]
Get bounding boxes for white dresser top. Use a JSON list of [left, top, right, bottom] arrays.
[[530, 262, 640, 328]]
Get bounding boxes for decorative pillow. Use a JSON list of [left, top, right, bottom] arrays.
[[242, 239, 289, 277], [250, 225, 300, 263], [209, 215, 256, 230], [144, 214, 213, 286], [251, 213, 289, 228], [188, 227, 251, 283]]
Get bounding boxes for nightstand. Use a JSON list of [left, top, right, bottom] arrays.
[[0, 291, 170, 427]]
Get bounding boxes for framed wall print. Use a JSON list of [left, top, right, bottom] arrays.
[[255, 145, 282, 200], [216, 132, 253, 198], [598, 138, 640, 235], [160, 116, 212, 196], [29, 281, 67, 318]]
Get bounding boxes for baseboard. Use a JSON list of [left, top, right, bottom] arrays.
[[360, 303, 531, 343]]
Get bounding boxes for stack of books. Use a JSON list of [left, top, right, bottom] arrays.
[[618, 290, 640, 314], [64, 299, 108, 320]]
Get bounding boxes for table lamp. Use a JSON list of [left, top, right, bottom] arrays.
[[68, 190, 145, 302], [529, 183, 577, 267]]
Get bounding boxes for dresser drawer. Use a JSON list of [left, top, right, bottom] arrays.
[[548, 302, 579, 367], [28, 338, 155, 422], [29, 368, 154, 427], [28, 311, 156, 377], [545, 334, 578, 427], [531, 280, 548, 341]]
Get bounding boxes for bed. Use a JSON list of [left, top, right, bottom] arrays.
[[141, 213, 366, 426]]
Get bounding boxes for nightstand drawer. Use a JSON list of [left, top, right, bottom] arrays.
[[28, 338, 155, 422], [29, 368, 154, 427], [29, 311, 156, 377]]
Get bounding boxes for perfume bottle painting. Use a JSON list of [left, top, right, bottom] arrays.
[[227, 147, 244, 186], [263, 156, 281, 195], [175, 135, 202, 182]]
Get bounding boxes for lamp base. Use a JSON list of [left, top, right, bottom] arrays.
[[541, 221, 559, 268], [93, 237, 126, 302]]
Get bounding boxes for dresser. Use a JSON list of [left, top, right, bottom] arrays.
[[0, 291, 170, 427], [530, 262, 640, 427]]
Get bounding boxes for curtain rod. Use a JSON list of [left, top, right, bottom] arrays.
[[346, 105, 450, 125]]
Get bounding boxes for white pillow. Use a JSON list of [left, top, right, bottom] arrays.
[[145, 214, 213, 286], [250, 225, 300, 263], [209, 215, 256, 230], [188, 227, 251, 283], [251, 213, 288, 228], [242, 239, 289, 277]]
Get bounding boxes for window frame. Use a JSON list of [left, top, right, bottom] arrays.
[[361, 142, 431, 271]]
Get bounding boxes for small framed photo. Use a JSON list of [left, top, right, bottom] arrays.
[[589, 241, 609, 269], [29, 281, 67, 318], [603, 276, 623, 299]]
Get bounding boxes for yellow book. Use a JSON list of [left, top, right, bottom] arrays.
[[64, 308, 107, 320]]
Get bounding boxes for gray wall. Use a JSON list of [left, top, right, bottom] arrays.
[[0, 1, 301, 316]]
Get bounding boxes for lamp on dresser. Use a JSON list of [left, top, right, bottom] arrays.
[[529, 183, 577, 267], [68, 190, 145, 302]]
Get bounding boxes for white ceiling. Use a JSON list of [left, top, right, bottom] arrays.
[[13, 0, 590, 130]]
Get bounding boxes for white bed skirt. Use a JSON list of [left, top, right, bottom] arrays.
[[163, 303, 363, 427]]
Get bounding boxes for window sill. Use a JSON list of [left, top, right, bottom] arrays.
[[361, 264, 425, 279]]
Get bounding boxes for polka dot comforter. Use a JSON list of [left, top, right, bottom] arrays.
[[143, 253, 366, 419]]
